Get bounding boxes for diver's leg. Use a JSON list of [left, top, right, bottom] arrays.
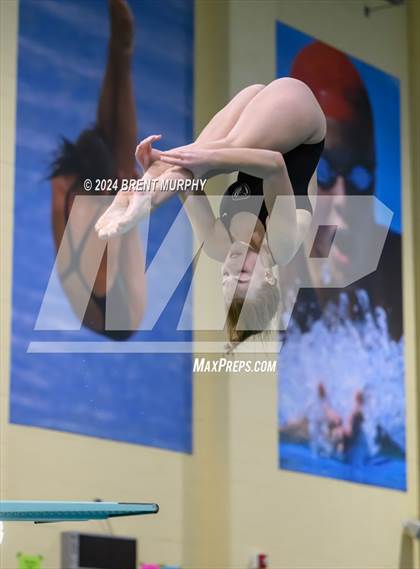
[[97, 0, 136, 177], [96, 85, 268, 239], [93, 0, 137, 273], [144, 83, 266, 179], [193, 83, 266, 144], [93, 0, 145, 330], [222, 77, 326, 152]]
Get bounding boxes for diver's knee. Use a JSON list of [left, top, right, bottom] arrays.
[[252, 83, 266, 91]]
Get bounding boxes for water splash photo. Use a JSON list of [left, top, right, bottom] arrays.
[[279, 290, 405, 490]]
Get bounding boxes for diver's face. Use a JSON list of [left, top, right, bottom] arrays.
[[222, 241, 272, 303], [313, 118, 376, 278]]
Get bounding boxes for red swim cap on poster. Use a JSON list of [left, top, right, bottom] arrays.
[[290, 41, 368, 123]]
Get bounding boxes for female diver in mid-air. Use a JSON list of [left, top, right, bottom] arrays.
[[50, 0, 145, 340], [96, 77, 327, 347]]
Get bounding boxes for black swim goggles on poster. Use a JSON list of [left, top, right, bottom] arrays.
[[317, 155, 375, 194]]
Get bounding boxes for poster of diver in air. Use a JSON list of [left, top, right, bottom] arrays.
[[276, 22, 405, 490], [10, 0, 193, 453]]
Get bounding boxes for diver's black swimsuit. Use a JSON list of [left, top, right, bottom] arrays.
[[219, 139, 325, 231]]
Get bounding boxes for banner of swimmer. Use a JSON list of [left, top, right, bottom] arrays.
[[10, 0, 405, 490]]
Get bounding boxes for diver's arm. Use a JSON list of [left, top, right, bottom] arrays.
[[205, 147, 284, 179], [137, 135, 242, 181], [158, 146, 306, 264], [95, 163, 230, 258], [150, 163, 231, 260], [159, 146, 284, 180], [204, 147, 305, 255], [261, 162, 304, 266], [196, 146, 306, 265], [179, 190, 231, 261]]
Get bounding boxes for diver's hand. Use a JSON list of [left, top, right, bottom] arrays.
[[95, 189, 152, 239], [159, 148, 214, 179], [135, 134, 162, 172]]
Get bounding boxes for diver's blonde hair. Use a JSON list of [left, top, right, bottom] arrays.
[[225, 281, 281, 345]]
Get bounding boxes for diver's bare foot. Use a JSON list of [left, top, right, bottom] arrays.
[[109, 0, 134, 54]]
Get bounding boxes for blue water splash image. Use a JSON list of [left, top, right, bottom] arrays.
[[278, 291, 406, 490]]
